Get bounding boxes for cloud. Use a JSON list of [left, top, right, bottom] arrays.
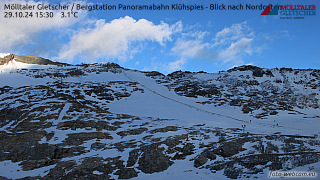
[[264, 30, 291, 41], [213, 22, 256, 64], [0, 0, 86, 52], [182, 31, 209, 39], [219, 37, 253, 63], [142, 57, 185, 73], [167, 58, 186, 72], [143, 61, 165, 72], [213, 21, 254, 47], [172, 39, 217, 60], [58, 16, 180, 62], [171, 22, 256, 67]]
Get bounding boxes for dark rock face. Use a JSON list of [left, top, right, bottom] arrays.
[[0, 131, 48, 162], [116, 127, 148, 137], [174, 82, 220, 98], [228, 65, 262, 72], [66, 69, 85, 76], [0, 131, 87, 171], [224, 166, 242, 179], [0, 107, 23, 128], [127, 149, 140, 167], [57, 120, 118, 131], [218, 137, 251, 158], [42, 157, 122, 180], [172, 143, 196, 160], [42, 161, 77, 180], [145, 71, 165, 77], [149, 126, 179, 133], [227, 65, 267, 77], [101, 62, 123, 69], [116, 168, 138, 179], [90, 142, 106, 150], [202, 150, 217, 160], [280, 67, 293, 73], [138, 148, 173, 173], [63, 132, 113, 146], [194, 154, 208, 168], [194, 150, 217, 168], [167, 70, 192, 79], [265, 70, 274, 77]]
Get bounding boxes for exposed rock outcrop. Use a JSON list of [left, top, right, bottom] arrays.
[[14, 55, 68, 65], [138, 147, 173, 173], [0, 53, 68, 66]]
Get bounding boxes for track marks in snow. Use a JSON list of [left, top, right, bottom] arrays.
[[123, 71, 251, 123], [122, 70, 305, 133]]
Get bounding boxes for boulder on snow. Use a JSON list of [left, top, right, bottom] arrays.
[[138, 147, 173, 173]]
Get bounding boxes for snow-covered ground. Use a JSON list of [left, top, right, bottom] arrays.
[[107, 70, 320, 136], [0, 60, 319, 179]]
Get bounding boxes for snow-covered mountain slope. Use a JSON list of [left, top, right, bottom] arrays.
[[0, 53, 11, 58], [0, 55, 319, 179]]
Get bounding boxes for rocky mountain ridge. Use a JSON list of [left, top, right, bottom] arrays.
[[0, 53, 68, 66], [0, 54, 319, 179]]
